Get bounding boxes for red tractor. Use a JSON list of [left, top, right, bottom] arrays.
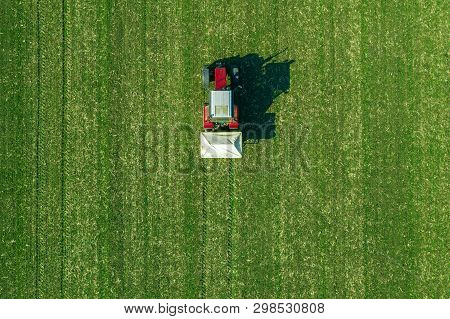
[[200, 63, 242, 158]]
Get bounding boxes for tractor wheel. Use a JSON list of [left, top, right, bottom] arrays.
[[231, 67, 240, 87], [202, 67, 209, 89]]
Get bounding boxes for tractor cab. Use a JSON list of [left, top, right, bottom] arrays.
[[209, 90, 233, 122]]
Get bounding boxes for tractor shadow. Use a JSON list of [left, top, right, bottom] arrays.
[[208, 51, 294, 142]]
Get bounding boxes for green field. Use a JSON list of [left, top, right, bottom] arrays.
[[1, 0, 447, 298]]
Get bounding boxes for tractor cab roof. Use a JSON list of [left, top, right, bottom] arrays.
[[209, 90, 232, 119]]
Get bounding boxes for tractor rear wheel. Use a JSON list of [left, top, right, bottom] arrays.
[[202, 67, 209, 89], [231, 67, 240, 87]]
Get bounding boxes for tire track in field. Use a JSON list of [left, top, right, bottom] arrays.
[[227, 160, 234, 297], [35, 0, 41, 298], [110, 2, 126, 296], [199, 2, 210, 292], [200, 62, 207, 295], [223, 0, 234, 299], [328, 0, 341, 297], [198, 0, 211, 297], [60, 0, 67, 297], [91, 1, 116, 297], [198, 0, 216, 297], [200, 170, 207, 298], [140, 0, 150, 298]]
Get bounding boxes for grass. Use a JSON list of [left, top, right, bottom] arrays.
[[0, 0, 447, 298]]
